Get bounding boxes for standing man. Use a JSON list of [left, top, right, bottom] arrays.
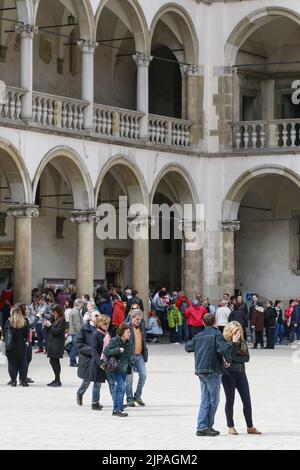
[[126, 309, 148, 407], [185, 314, 240, 437], [69, 299, 83, 367]]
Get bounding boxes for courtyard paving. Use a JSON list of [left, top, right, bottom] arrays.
[[0, 343, 300, 450]]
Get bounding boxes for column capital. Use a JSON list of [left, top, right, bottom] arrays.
[[7, 205, 39, 219], [181, 64, 204, 77], [221, 220, 240, 232], [77, 40, 98, 54], [15, 24, 38, 38], [70, 210, 100, 224], [133, 52, 153, 67], [128, 214, 152, 227], [224, 65, 237, 76]]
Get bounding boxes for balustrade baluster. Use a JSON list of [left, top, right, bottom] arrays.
[[291, 123, 297, 147], [282, 123, 288, 147]]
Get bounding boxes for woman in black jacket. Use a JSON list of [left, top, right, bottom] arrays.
[[104, 324, 133, 417], [4, 305, 29, 387], [88, 314, 111, 410], [229, 303, 249, 343], [264, 301, 277, 349], [222, 321, 261, 435], [44, 304, 66, 387]]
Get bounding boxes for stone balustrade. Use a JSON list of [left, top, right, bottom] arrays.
[[149, 114, 192, 147], [0, 88, 193, 150], [93, 104, 142, 140], [232, 119, 300, 150], [32, 92, 88, 131], [0, 86, 25, 120]]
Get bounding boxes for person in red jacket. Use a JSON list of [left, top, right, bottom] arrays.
[[112, 299, 125, 335], [0, 282, 13, 311], [185, 299, 207, 338]]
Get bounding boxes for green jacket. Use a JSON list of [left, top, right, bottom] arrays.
[[104, 335, 133, 374], [167, 306, 183, 329]]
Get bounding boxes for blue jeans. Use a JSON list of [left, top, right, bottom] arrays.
[[126, 355, 147, 401], [77, 380, 101, 404], [276, 324, 284, 343], [290, 324, 300, 342], [110, 372, 127, 412], [70, 334, 79, 365], [197, 373, 221, 431]]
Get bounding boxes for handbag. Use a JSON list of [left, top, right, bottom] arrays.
[[4, 324, 13, 351], [101, 356, 118, 373]]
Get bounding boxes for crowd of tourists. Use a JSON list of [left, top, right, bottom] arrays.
[[0, 282, 300, 431]]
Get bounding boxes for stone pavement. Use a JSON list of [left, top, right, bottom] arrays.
[[1, 343, 300, 450]]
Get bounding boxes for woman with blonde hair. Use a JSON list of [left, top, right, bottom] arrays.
[[222, 321, 261, 435], [4, 305, 29, 387]]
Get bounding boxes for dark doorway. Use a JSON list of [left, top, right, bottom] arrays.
[[149, 47, 182, 118]]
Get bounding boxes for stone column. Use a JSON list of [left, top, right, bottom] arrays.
[[212, 66, 236, 151], [0, 212, 7, 237], [184, 65, 205, 146], [133, 52, 153, 139], [261, 79, 275, 120], [71, 211, 99, 298], [78, 40, 98, 131], [131, 216, 149, 316], [183, 223, 204, 298], [15, 24, 37, 120], [7, 205, 39, 304], [221, 220, 240, 296]]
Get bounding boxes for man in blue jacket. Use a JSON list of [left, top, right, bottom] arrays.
[[186, 313, 240, 436], [291, 299, 300, 344]]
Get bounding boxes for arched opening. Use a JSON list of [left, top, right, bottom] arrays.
[[227, 9, 300, 123], [95, 160, 147, 291], [150, 5, 199, 119], [94, 0, 148, 110], [0, 145, 29, 292], [149, 46, 182, 118], [150, 167, 198, 293], [225, 167, 300, 302], [32, 150, 92, 291], [34, 0, 89, 99], [0, 0, 19, 88]]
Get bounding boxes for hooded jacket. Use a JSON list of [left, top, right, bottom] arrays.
[[185, 305, 207, 327]]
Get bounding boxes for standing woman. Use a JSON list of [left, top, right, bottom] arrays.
[[104, 324, 133, 417], [4, 305, 29, 387], [44, 305, 66, 387], [89, 314, 111, 410], [222, 321, 261, 435]]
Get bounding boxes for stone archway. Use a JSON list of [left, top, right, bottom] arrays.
[[0, 139, 32, 301], [32, 147, 94, 297], [222, 165, 300, 302], [150, 164, 202, 297], [95, 157, 149, 309], [150, 4, 202, 142]]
